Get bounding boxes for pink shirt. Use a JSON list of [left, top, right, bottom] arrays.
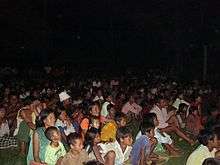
[[122, 102, 142, 115]]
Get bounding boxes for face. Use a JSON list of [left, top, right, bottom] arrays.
[[59, 111, 68, 121], [0, 109, 6, 118], [153, 117, 159, 127], [44, 113, 56, 127], [71, 138, 84, 152], [119, 117, 127, 127], [93, 133, 101, 144], [121, 135, 133, 146], [90, 105, 100, 117], [10, 95, 18, 105], [52, 130, 61, 143], [158, 99, 167, 109], [146, 128, 155, 139]]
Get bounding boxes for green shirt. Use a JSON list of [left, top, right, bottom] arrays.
[[45, 142, 66, 165]]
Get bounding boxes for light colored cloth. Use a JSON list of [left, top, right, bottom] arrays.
[[0, 120, 9, 137], [27, 127, 50, 165], [150, 105, 168, 129], [186, 144, 216, 165], [60, 149, 89, 165], [100, 102, 110, 123], [45, 142, 66, 165], [98, 141, 132, 165], [56, 119, 76, 136], [122, 102, 142, 115], [136, 128, 172, 145], [93, 96, 104, 102]]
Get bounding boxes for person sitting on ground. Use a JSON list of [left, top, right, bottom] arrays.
[[44, 126, 66, 165]]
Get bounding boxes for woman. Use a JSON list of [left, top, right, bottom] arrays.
[[27, 108, 56, 164]]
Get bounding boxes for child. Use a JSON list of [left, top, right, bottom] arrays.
[[59, 133, 89, 165], [131, 122, 156, 165], [44, 126, 66, 165], [84, 128, 104, 163], [186, 107, 203, 136], [98, 127, 133, 165]]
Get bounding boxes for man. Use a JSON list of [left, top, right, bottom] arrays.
[[150, 96, 194, 145]]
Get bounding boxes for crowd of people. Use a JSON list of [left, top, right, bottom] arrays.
[[0, 66, 220, 165]]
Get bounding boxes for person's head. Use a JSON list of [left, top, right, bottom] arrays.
[[178, 103, 188, 112], [115, 113, 127, 127], [84, 128, 101, 152], [140, 122, 155, 139], [55, 106, 68, 122], [0, 105, 6, 118], [189, 107, 199, 116], [116, 127, 133, 146], [89, 102, 100, 117], [143, 113, 159, 127], [36, 108, 55, 128], [202, 158, 220, 165], [155, 96, 167, 109], [67, 133, 84, 153], [45, 126, 61, 143], [106, 103, 115, 119], [198, 129, 219, 150], [9, 93, 18, 105]]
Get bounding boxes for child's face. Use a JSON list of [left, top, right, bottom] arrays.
[[71, 139, 84, 152], [0, 109, 6, 118], [91, 105, 100, 117], [153, 117, 159, 127], [51, 130, 61, 143], [94, 133, 101, 144], [119, 117, 127, 127], [59, 111, 68, 121], [121, 135, 133, 146], [146, 128, 155, 139]]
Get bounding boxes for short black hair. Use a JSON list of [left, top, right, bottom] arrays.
[[142, 113, 157, 127], [45, 126, 59, 141], [67, 132, 82, 146], [116, 127, 132, 142], [197, 129, 214, 146], [140, 122, 155, 135], [115, 112, 127, 123], [202, 158, 220, 165]]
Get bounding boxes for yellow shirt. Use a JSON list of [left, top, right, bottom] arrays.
[[186, 144, 216, 165], [101, 121, 117, 142]]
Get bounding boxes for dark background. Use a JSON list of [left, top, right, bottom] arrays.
[[1, 0, 220, 77]]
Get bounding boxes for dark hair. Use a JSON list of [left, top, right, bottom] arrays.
[[197, 129, 214, 146], [140, 122, 155, 135], [67, 132, 82, 146], [45, 126, 59, 141], [202, 158, 220, 165], [35, 108, 54, 128], [178, 103, 188, 112], [142, 113, 157, 127], [54, 105, 66, 119], [115, 112, 127, 123], [116, 127, 132, 142], [84, 128, 100, 153]]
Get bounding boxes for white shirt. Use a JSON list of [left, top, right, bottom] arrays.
[[0, 120, 9, 137], [150, 105, 168, 129], [98, 141, 132, 165]]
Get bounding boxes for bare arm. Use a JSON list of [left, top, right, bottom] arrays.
[[33, 131, 41, 163]]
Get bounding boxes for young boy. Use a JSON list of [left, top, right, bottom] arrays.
[[98, 126, 133, 165], [131, 122, 157, 165], [59, 133, 89, 165], [44, 126, 66, 165]]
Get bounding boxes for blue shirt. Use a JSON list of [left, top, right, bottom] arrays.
[[131, 135, 151, 165]]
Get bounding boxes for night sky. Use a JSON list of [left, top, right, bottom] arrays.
[[1, 0, 220, 70]]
